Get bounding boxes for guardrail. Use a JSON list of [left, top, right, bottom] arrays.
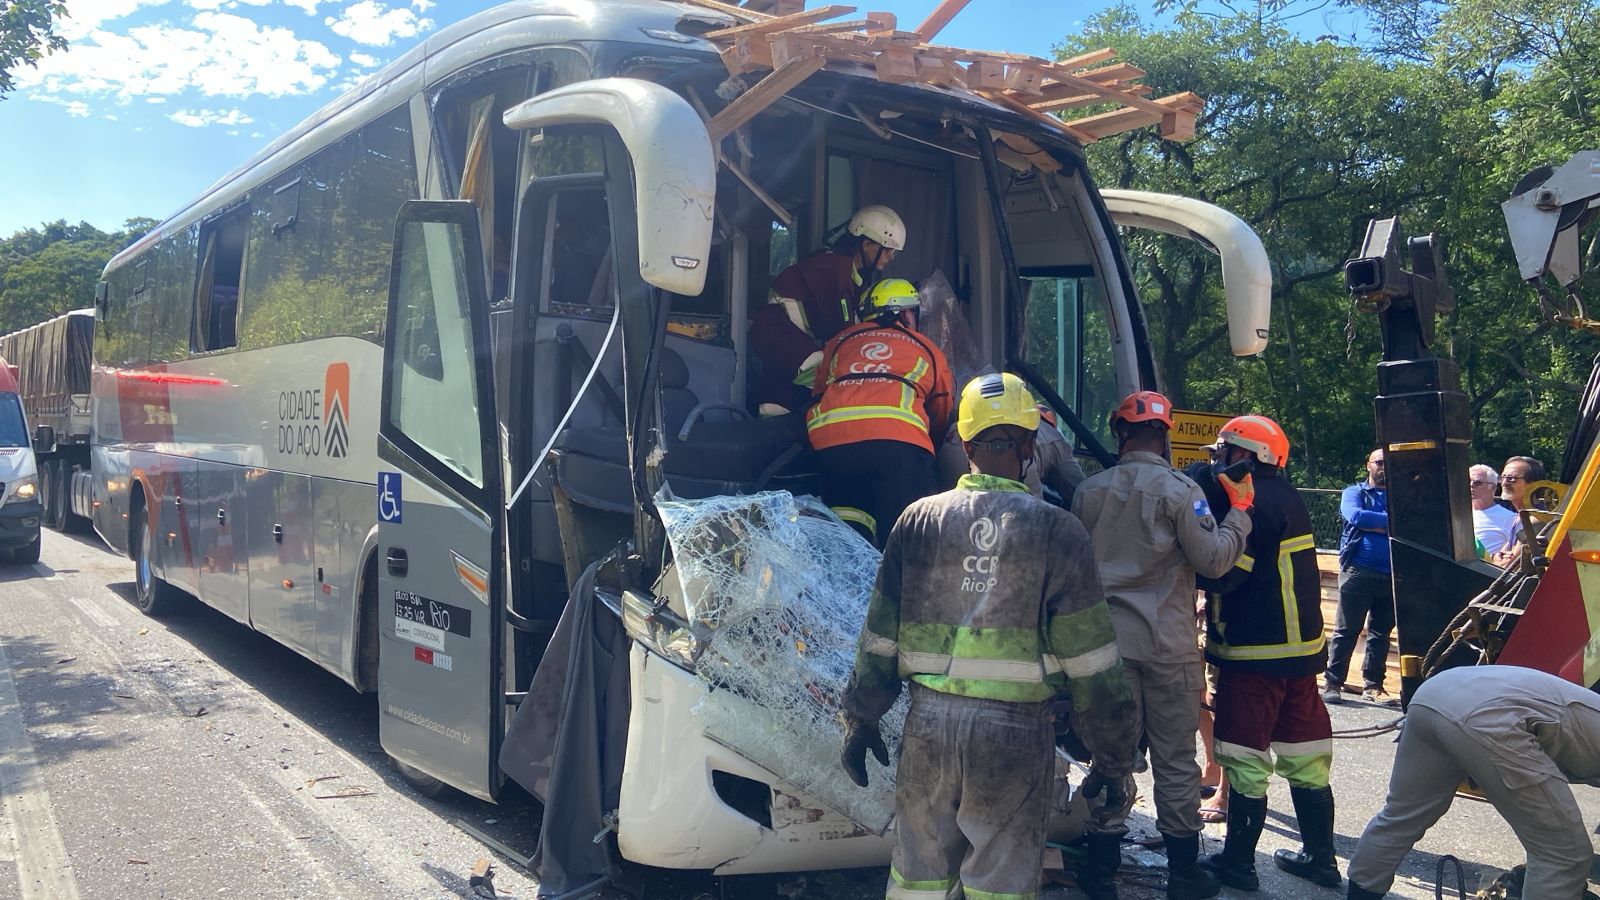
[[1299, 487, 1344, 552]]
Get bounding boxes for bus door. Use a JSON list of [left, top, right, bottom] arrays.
[[376, 200, 504, 801]]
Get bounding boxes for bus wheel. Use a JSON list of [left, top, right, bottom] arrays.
[[388, 755, 451, 799], [131, 502, 183, 615]]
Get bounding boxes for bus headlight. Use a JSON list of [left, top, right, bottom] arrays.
[[611, 589, 706, 671], [3, 475, 38, 506]]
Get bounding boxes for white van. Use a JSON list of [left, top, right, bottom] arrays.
[[0, 360, 41, 564]]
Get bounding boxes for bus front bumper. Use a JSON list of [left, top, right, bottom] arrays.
[[617, 643, 892, 875]]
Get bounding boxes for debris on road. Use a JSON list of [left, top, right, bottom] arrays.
[[469, 857, 496, 898], [312, 786, 374, 799]]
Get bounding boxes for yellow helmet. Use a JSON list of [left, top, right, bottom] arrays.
[[957, 373, 1040, 441], [860, 278, 921, 319]]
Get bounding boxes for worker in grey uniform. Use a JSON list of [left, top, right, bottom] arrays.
[[1072, 390, 1254, 900], [840, 372, 1141, 900], [1347, 665, 1600, 900]]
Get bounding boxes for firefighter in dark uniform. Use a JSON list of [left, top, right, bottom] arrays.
[[1199, 415, 1342, 891]]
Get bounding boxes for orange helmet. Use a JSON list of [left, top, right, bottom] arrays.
[[1218, 414, 1289, 466], [1110, 391, 1174, 429]]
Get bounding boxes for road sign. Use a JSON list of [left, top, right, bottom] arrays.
[[1170, 409, 1234, 471]]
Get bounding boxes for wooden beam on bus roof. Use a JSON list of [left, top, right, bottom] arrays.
[[914, 0, 974, 41], [707, 54, 828, 141], [1065, 91, 1205, 141], [705, 5, 856, 40]]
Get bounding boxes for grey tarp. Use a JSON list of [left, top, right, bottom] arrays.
[[499, 561, 631, 897]]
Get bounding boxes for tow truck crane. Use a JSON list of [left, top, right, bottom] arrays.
[[1346, 151, 1600, 699]]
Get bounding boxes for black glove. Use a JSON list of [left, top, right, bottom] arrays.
[[841, 721, 889, 788], [1081, 769, 1136, 823]]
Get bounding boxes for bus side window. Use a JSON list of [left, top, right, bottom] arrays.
[[193, 206, 249, 352]]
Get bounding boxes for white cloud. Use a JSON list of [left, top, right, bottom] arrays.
[[168, 107, 254, 127], [284, 0, 321, 12], [145, 96, 167, 103], [104, 113, 120, 120], [324, 1, 433, 46], [19, 13, 342, 101], [348, 51, 379, 67], [412, 0, 434, 10], [187, 0, 274, 9], [56, 0, 173, 40]]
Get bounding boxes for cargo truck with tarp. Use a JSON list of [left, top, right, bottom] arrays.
[[0, 309, 94, 532]]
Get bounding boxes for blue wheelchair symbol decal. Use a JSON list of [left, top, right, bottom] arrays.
[[378, 472, 403, 524]]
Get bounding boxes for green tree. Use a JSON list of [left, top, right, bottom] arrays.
[[0, 0, 67, 97], [1060, 0, 1600, 483], [0, 218, 152, 333]]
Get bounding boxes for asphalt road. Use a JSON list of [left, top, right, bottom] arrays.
[[2, 529, 1596, 899]]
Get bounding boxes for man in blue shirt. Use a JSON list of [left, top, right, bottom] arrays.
[[1325, 449, 1396, 706]]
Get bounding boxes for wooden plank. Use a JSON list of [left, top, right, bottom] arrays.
[[707, 55, 827, 141], [706, 5, 856, 40], [1004, 64, 1045, 95], [721, 38, 773, 74], [874, 47, 919, 83], [1066, 91, 1204, 141], [914, 0, 974, 41], [677, 0, 772, 24], [1029, 84, 1152, 113], [978, 89, 1095, 143], [914, 55, 969, 88], [1039, 65, 1178, 118], [1053, 47, 1118, 70], [787, 12, 896, 36], [1076, 61, 1145, 84]]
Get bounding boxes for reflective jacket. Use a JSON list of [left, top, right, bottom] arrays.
[[1200, 470, 1325, 677], [842, 473, 1139, 776], [749, 251, 861, 409], [807, 321, 954, 454], [1073, 450, 1251, 663]]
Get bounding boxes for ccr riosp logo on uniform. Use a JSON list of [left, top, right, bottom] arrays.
[[324, 362, 350, 459], [963, 517, 1000, 592], [969, 516, 998, 552], [861, 341, 892, 362]]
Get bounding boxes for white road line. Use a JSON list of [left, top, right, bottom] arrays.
[[0, 636, 83, 900], [63, 596, 117, 629]]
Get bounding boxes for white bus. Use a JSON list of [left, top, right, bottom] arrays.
[[85, 0, 1270, 877]]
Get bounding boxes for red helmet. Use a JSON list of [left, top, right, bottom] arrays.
[[1110, 391, 1174, 429], [1218, 414, 1290, 466]]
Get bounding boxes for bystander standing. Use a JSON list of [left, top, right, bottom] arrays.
[[1326, 449, 1397, 706]]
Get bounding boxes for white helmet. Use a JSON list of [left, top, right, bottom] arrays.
[[847, 205, 906, 252]]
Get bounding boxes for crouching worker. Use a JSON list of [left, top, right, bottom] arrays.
[[1348, 665, 1600, 900], [1072, 391, 1253, 900], [808, 278, 953, 547], [839, 372, 1140, 900]]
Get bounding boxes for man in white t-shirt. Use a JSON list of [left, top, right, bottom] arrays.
[[1470, 464, 1521, 557]]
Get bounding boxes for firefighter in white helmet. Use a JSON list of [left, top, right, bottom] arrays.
[[751, 205, 907, 414], [841, 372, 1139, 900]]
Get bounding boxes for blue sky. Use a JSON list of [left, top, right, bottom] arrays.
[[0, 0, 1356, 236]]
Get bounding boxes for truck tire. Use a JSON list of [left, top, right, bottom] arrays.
[[388, 755, 452, 799], [45, 461, 67, 531], [131, 502, 183, 615]]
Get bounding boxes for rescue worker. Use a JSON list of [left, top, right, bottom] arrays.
[[839, 372, 1141, 900], [750, 205, 907, 414], [807, 278, 954, 547], [1348, 665, 1600, 900], [1198, 415, 1342, 891], [1072, 391, 1254, 900], [936, 401, 1088, 505]]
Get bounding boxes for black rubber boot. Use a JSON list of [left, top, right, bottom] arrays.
[[1161, 832, 1220, 899], [1274, 785, 1342, 888], [1202, 789, 1266, 891], [1078, 832, 1123, 900], [1348, 881, 1387, 899]]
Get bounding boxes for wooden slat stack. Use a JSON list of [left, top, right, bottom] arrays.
[[681, 0, 1204, 148]]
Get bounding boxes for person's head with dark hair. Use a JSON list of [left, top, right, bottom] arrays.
[[1500, 455, 1546, 511]]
